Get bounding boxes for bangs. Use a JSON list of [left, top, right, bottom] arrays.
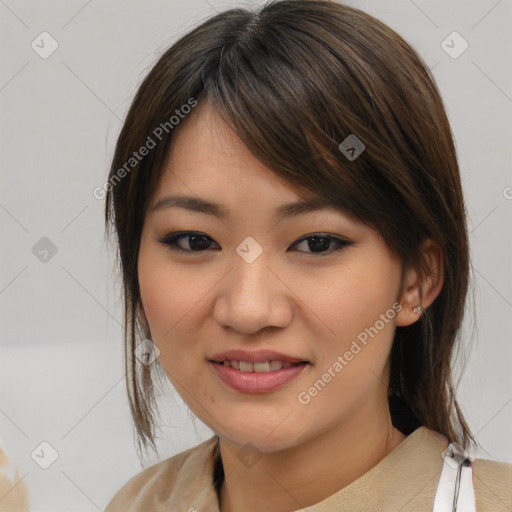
[[193, 8, 418, 239]]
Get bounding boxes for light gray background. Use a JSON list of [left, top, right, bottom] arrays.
[[0, 0, 511, 510]]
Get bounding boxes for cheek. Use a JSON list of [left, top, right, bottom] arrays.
[[138, 260, 204, 385], [305, 255, 400, 390], [299, 272, 398, 425], [310, 261, 399, 342], [138, 242, 200, 348]]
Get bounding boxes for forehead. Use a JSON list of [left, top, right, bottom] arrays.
[[153, 100, 309, 207], [148, 100, 367, 231]]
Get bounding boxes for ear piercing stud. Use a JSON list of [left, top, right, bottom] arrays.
[[413, 305, 423, 315]]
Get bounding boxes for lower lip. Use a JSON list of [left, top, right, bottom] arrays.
[[208, 361, 309, 394]]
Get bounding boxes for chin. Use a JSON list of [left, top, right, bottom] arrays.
[[217, 423, 305, 454]]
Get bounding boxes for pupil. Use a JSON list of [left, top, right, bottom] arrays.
[[189, 234, 210, 251], [308, 236, 330, 253]]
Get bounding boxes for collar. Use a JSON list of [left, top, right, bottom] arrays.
[[165, 426, 448, 511]]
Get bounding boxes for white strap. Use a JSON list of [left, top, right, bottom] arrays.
[[432, 442, 476, 512]]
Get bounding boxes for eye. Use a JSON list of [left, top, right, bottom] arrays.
[[292, 233, 353, 255], [158, 231, 353, 255], [158, 231, 219, 253]]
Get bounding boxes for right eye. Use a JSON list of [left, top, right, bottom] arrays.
[[158, 231, 220, 253]]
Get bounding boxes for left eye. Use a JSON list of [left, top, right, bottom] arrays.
[[158, 231, 352, 255], [293, 234, 352, 254], [159, 232, 219, 252]]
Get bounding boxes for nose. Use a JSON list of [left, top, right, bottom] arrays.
[[212, 252, 293, 335]]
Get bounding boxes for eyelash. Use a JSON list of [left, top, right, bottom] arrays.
[[158, 231, 353, 256]]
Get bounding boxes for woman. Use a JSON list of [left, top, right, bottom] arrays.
[[103, 1, 512, 510]]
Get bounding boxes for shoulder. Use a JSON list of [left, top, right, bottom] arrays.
[[472, 457, 512, 511], [105, 436, 218, 512], [0, 445, 30, 511]]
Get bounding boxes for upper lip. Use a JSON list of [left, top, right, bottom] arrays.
[[209, 349, 309, 364]]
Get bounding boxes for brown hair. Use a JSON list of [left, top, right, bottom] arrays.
[[104, 0, 477, 459]]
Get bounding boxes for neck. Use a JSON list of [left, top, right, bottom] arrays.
[[218, 397, 407, 512]]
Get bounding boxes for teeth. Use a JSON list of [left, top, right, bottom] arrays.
[[239, 361, 253, 372], [253, 361, 270, 373], [270, 360, 284, 371], [220, 360, 299, 372]]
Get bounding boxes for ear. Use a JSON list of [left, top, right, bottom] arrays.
[[396, 239, 444, 327]]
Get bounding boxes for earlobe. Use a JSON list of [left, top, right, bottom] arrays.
[[396, 239, 444, 327], [396, 283, 422, 327]]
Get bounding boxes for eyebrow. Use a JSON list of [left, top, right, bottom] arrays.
[[149, 194, 341, 220]]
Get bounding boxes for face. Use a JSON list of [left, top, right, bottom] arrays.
[[138, 100, 405, 452]]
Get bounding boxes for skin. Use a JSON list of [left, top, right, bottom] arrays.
[[138, 99, 444, 512]]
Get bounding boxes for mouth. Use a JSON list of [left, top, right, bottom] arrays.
[[209, 359, 310, 372], [207, 359, 310, 394]]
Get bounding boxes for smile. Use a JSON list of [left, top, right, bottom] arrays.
[[215, 359, 303, 372], [208, 360, 310, 393]]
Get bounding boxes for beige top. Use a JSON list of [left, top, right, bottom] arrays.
[[0, 445, 30, 512], [105, 426, 512, 512]]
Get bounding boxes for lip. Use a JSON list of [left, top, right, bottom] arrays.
[[208, 349, 309, 364], [208, 360, 309, 394]]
